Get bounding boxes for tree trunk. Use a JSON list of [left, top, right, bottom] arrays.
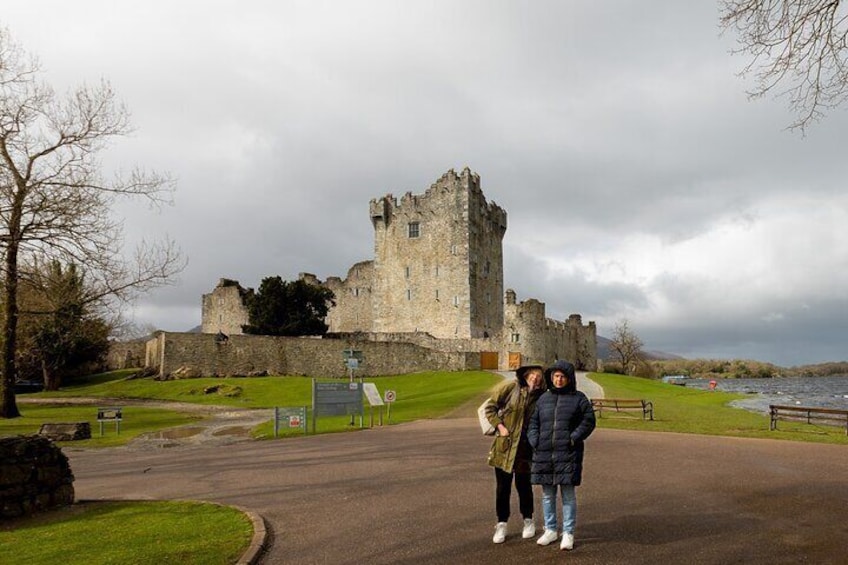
[[1, 239, 22, 418], [42, 359, 61, 392]]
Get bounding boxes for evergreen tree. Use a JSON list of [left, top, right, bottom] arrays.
[[243, 277, 335, 336]]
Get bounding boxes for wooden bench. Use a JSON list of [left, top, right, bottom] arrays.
[[769, 404, 848, 435], [591, 398, 653, 421]]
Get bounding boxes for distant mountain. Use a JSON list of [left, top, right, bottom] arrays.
[[596, 335, 683, 361], [187, 325, 202, 333]]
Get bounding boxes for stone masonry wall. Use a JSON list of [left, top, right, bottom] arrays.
[[146, 332, 478, 379], [369, 167, 506, 339], [307, 262, 375, 334], [106, 339, 146, 370], [503, 290, 598, 371], [0, 436, 75, 519], [202, 279, 250, 335]]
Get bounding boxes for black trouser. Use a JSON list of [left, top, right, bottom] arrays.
[[495, 467, 533, 522]]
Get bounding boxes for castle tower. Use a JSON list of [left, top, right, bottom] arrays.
[[368, 167, 507, 339], [201, 279, 250, 335]]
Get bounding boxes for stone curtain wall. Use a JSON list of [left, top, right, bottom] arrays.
[[106, 338, 147, 370], [503, 291, 598, 371], [0, 436, 74, 519], [146, 332, 478, 378]]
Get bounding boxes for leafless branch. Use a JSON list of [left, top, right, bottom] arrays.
[[721, 0, 848, 131]]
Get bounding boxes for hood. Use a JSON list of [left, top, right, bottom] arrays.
[[515, 363, 547, 393], [544, 359, 577, 394], [515, 363, 544, 382]]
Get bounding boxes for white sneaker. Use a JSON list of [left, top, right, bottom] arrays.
[[536, 529, 558, 546], [521, 518, 536, 539], [493, 522, 508, 544], [560, 532, 574, 550]]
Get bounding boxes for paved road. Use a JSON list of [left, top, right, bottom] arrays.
[[66, 415, 848, 564]]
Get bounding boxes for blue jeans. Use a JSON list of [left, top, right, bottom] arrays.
[[541, 484, 576, 534]]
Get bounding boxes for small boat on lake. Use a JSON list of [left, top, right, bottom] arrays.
[[662, 375, 689, 386]]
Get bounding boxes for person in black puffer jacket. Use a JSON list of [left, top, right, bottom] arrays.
[[527, 359, 596, 551]]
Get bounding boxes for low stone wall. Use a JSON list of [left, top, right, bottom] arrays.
[[147, 332, 480, 378], [0, 436, 75, 519]]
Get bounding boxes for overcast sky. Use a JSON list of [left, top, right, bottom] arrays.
[[4, 1, 847, 367]]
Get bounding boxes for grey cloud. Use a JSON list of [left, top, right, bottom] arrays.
[[5, 1, 848, 365]]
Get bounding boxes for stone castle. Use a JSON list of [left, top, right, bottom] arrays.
[[202, 167, 597, 371]]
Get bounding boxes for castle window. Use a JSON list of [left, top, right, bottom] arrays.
[[450, 244, 457, 255], [511, 333, 520, 343], [405, 266, 410, 278], [408, 222, 420, 238], [353, 287, 360, 297], [486, 292, 491, 304], [484, 260, 490, 276], [435, 289, 440, 300], [406, 289, 412, 300], [453, 296, 459, 307], [435, 265, 440, 277]]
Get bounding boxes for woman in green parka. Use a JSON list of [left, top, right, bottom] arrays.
[[483, 363, 546, 544]]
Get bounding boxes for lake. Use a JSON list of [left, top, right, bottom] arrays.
[[687, 375, 848, 414]]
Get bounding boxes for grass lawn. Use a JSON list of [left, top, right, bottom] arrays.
[[19, 368, 504, 440], [589, 372, 848, 445], [0, 501, 252, 565], [0, 403, 201, 448]]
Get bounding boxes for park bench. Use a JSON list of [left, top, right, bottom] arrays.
[[769, 404, 848, 435], [591, 398, 653, 421]]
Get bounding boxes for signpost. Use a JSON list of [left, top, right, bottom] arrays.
[[274, 406, 308, 437], [312, 380, 364, 433], [342, 348, 364, 424], [384, 390, 396, 422]]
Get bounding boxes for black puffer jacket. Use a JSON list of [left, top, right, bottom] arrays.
[[527, 360, 596, 486]]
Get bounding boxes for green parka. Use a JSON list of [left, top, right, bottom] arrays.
[[484, 373, 546, 473]]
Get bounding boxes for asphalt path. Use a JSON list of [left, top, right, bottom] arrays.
[[65, 414, 848, 564]]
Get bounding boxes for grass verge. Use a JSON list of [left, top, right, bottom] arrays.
[[0, 404, 201, 447], [0, 500, 252, 565], [589, 372, 848, 445]]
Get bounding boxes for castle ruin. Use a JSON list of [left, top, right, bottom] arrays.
[[201, 167, 597, 372]]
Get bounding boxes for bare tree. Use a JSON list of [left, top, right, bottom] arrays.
[[721, 0, 848, 131], [609, 319, 644, 375], [0, 28, 184, 417]]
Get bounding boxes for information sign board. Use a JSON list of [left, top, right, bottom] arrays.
[[362, 383, 384, 406], [313, 380, 364, 432], [97, 406, 123, 436], [274, 406, 307, 437]]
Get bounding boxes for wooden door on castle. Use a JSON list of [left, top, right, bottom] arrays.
[[480, 352, 499, 370], [507, 352, 521, 370]]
